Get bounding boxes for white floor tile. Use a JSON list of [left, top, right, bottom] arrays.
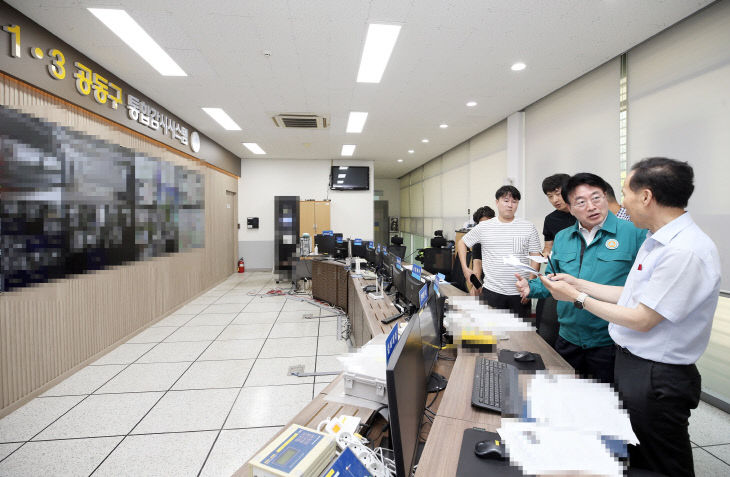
[[91, 343, 156, 365], [318, 319, 339, 336], [225, 384, 314, 428], [0, 436, 121, 477], [164, 325, 225, 342], [151, 314, 194, 327], [259, 337, 318, 359], [0, 443, 21, 462], [189, 296, 219, 305], [276, 310, 318, 322], [95, 362, 190, 394], [126, 326, 178, 344], [704, 443, 730, 464], [132, 389, 238, 434], [202, 291, 226, 298], [282, 300, 321, 312], [218, 324, 273, 340], [314, 355, 344, 383], [689, 401, 730, 446], [231, 311, 279, 325], [176, 303, 209, 315], [0, 396, 84, 442], [244, 357, 316, 386], [172, 360, 254, 390], [202, 303, 246, 314], [184, 313, 237, 327], [316, 335, 352, 355], [34, 392, 162, 440], [215, 294, 253, 305], [199, 340, 264, 361], [42, 365, 125, 397], [136, 341, 211, 364], [268, 321, 319, 338], [200, 427, 281, 477], [242, 301, 284, 313], [692, 447, 730, 475], [93, 431, 216, 477], [313, 383, 329, 396]]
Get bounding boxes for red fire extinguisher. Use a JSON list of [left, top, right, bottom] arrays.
[[238, 258, 244, 274]]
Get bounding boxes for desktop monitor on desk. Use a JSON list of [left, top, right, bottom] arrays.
[[365, 246, 376, 265], [392, 263, 407, 298], [314, 234, 335, 256], [419, 291, 448, 392], [352, 242, 366, 259], [405, 273, 426, 309], [422, 247, 453, 281], [375, 246, 385, 268], [386, 317, 427, 477], [389, 245, 407, 260]]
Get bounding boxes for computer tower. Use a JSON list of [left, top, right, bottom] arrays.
[[274, 196, 300, 282]]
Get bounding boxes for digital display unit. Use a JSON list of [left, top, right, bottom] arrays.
[[329, 166, 369, 191]]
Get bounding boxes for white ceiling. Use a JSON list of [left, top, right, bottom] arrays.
[[8, 0, 713, 178]]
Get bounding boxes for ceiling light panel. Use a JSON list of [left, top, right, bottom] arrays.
[[346, 112, 369, 133], [511, 62, 527, 71], [341, 145, 356, 156], [88, 8, 186, 76], [356, 24, 402, 83], [242, 142, 266, 154], [203, 108, 242, 131]]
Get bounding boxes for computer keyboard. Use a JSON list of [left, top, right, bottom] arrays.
[[471, 357, 522, 416]]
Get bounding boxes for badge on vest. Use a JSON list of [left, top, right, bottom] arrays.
[[605, 239, 619, 250]]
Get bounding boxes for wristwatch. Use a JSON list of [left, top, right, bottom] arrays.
[[574, 292, 589, 309]]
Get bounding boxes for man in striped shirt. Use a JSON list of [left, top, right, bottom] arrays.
[[457, 185, 541, 318]]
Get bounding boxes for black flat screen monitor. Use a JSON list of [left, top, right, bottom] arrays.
[[389, 245, 407, 260], [314, 234, 335, 256], [392, 264, 407, 297], [352, 242, 366, 259], [419, 291, 441, 378], [329, 165, 369, 191], [405, 272, 426, 309], [422, 248, 453, 280], [366, 247, 376, 265], [375, 246, 384, 268], [386, 317, 426, 477]]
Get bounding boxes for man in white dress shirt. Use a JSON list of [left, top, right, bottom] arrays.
[[538, 157, 720, 477]]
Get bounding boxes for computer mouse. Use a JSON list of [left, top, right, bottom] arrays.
[[513, 351, 535, 362], [474, 439, 505, 460]]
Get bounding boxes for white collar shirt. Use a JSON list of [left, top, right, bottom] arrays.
[[578, 216, 607, 245], [609, 213, 721, 364]]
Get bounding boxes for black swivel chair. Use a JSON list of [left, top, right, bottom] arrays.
[[537, 296, 560, 348]]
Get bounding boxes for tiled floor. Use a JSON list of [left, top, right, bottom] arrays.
[[1, 271, 729, 476], [0, 272, 350, 477]]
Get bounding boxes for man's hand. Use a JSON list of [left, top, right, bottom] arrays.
[[515, 273, 530, 299], [539, 275, 580, 302], [550, 273, 579, 287], [469, 285, 481, 297]]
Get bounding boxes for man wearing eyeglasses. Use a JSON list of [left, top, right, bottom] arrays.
[[516, 173, 647, 383]]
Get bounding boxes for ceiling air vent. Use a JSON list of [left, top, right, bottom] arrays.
[[272, 114, 328, 129]]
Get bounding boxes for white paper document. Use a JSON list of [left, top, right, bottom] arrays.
[[503, 254, 544, 276]]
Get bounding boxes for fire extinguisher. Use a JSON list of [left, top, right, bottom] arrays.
[[238, 258, 244, 274]]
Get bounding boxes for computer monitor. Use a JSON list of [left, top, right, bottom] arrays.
[[375, 246, 384, 268], [366, 246, 376, 265], [392, 263, 407, 298], [422, 248, 453, 281], [405, 273, 426, 309], [386, 317, 427, 477], [352, 242, 366, 259], [389, 245, 407, 260], [334, 238, 348, 259], [419, 291, 439, 378], [314, 234, 335, 255]]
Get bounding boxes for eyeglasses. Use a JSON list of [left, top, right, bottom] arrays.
[[572, 194, 605, 209]]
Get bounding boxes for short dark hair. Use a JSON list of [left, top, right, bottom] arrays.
[[561, 173, 609, 204], [604, 183, 617, 201], [629, 157, 694, 208], [473, 206, 495, 223], [541, 174, 570, 194], [495, 185, 521, 201]]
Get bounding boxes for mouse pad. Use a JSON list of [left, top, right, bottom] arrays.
[[498, 349, 546, 372], [456, 428, 527, 477]]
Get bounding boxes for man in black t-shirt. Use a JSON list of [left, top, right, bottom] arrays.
[[537, 174, 576, 343], [469, 206, 495, 295]]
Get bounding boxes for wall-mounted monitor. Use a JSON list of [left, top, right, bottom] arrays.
[[329, 166, 369, 191]]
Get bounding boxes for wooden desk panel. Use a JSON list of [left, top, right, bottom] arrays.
[[414, 416, 476, 477]]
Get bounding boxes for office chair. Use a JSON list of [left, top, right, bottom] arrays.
[[537, 296, 560, 348]]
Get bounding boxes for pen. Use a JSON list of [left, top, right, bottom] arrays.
[[541, 252, 557, 279]]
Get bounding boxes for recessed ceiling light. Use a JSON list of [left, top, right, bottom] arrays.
[[408, 149, 414, 154], [421, 138, 429, 143], [341, 145, 356, 156], [338, 173, 347, 178], [337, 180, 344, 184], [242, 142, 266, 154], [511, 62, 526, 71], [397, 158, 404, 163], [346, 111, 368, 133], [356, 24, 402, 83], [339, 166, 349, 170], [88, 8, 186, 76], [439, 123, 448, 129], [203, 108, 241, 131], [466, 101, 477, 107]]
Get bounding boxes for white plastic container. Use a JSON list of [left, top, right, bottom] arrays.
[[343, 371, 388, 405]]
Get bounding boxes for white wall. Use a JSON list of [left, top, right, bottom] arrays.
[[238, 158, 374, 269], [374, 178, 400, 218]]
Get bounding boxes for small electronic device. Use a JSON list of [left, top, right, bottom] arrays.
[[474, 439, 506, 460], [469, 274, 483, 290], [471, 357, 522, 416], [513, 351, 535, 362], [249, 424, 336, 477]]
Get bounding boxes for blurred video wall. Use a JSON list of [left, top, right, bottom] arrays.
[[0, 106, 205, 292]]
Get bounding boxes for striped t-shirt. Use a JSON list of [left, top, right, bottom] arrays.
[[462, 218, 541, 296]]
